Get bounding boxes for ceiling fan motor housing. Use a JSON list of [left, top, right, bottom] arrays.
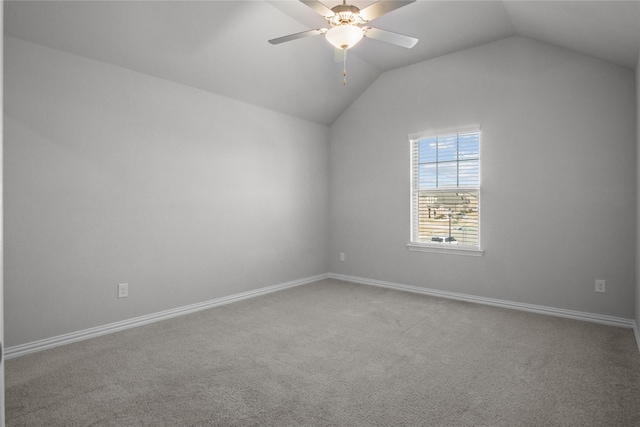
[[329, 4, 365, 27]]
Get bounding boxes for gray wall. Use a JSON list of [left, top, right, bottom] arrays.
[[4, 34, 638, 349], [1, 7, 5, 423], [637, 56, 640, 332], [329, 37, 637, 319], [4, 38, 330, 347]]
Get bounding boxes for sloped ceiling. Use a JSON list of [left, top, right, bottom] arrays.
[[4, 1, 640, 126]]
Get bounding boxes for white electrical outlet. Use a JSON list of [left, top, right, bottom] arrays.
[[118, 283, 129, 298], [595, 280, 606, 293], [340, 252, 345, 262]]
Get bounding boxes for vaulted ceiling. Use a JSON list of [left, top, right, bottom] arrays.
[[4, 1, 640, 126]]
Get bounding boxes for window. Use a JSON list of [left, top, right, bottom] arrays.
[[409, 128, 481, 254]]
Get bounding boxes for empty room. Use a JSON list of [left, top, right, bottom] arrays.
[[2, 0, 640, 425]]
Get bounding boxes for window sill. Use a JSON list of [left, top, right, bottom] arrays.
[[406, 243, 484, 257]]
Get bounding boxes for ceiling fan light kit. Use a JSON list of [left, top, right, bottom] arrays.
[[325, 25, 363, 50], [269, 0, 418, 85]]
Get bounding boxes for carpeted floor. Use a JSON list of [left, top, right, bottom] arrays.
[[5, 279, 640, 426]]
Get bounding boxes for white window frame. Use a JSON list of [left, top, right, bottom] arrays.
[[407, 126, 483, 256]]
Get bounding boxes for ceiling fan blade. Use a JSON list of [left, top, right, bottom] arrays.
[[364, 27, 418, 48], [268, 28, 326, 45], [358, 0, 416, 22], [300, 0, 334, 18]]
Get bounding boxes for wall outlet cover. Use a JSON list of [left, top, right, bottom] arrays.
[[118, 283, 129, 298]]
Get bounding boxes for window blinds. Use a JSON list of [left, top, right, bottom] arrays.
[[411, 130, 480, 247]]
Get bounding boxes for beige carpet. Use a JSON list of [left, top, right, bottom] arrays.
[[6, 279, 640, 426]]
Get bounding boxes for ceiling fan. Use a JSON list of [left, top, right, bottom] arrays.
[[269, 0, 418, 84]]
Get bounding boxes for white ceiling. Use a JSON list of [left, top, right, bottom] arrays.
[[4, 1, 640, 126]]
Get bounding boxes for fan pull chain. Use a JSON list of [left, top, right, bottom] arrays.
[[343, 47, 348, 86]]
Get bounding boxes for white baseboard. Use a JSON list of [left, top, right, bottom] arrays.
[[330, 273, 636, 329], [6, 272, 637, 359], [5, 273, 330, 360]]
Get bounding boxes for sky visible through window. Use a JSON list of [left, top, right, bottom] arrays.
[[418, 132, 479, 189]]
